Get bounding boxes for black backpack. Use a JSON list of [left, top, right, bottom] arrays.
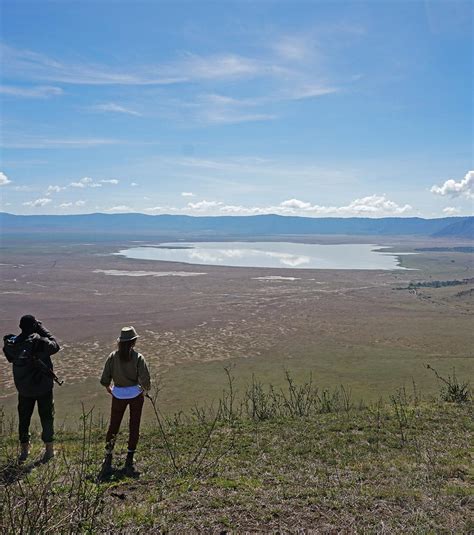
[[3, 334, 54, 396], [3, 334, 37, 365]]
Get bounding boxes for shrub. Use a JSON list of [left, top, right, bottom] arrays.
[[426, 365, 471, 403]]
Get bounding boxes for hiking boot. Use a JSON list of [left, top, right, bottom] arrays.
[[124, 452, 136, 476], [41, 442, 55, 463], [18, 442, 30, 464], [98, 453, 113, 480]]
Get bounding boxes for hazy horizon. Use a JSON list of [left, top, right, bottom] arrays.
[[0, 210, 471, 220]]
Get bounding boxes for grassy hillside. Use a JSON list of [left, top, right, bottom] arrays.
[[1, 374, 472, 533]]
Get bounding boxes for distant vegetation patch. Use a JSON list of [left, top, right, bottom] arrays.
[[396, 277, 474, 290], [414, 247, 474, 253]]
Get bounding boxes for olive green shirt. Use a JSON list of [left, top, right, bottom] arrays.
[[100, 350, 151, 391]]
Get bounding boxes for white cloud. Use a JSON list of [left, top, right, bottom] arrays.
[[46, 185, 65, 195], [339, 195, 412, 215], [280, 199, 312, 209], [0, 172, 12, 186], [182, 194, 413, 217], [0, 84, 63, 98], [181, 192, 195, 197], [442, 206, 461, 215], [1, 137, 126, 149], [218, 204, 268, 215], [131, 182, 138, 187], [139, 192, 414, 217], [198, 109, 276, 125], [58, 200, 85, 208], [70, 177, 93, 188], [177, 53, 262, 80], [144, 206, 166, 213], [226, 195, 411, 217], [192, 93, 275, 125], [1, 41, 344, 129], [187, 200, 223, 211], [0, 43, 314, 88], [1, 46, 270, 87], [23, 197, 52, 207], [66, 177, 120, 189], [91, 102, 142, 116], [106, 205, 133, 213], [285, 85, 338, 100], [1, 44, 184, 86], [430, 170, 474, 199], [190, 84, 335, 125]]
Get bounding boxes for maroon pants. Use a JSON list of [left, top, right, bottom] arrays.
[[105, 393, 144, 452]]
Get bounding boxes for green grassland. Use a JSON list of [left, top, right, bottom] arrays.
[[1, 375, 472, 533]]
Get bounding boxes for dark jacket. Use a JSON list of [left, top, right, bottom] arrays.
[[3, 324, 60, 397]]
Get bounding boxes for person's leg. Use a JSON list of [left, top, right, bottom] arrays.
[[37, 390, 55, 462], [127, 393, 144, 453], [105, 396, 127, 451], [37, 390, 54, 442], [125, 393, 144, 472], [99, 396, 127, 478], [17, 394, 35, 462]]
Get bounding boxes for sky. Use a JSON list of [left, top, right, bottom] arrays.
[[0, 0, 472, 218]]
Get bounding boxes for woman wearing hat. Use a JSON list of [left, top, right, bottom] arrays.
[[99, 326, 151, 477]]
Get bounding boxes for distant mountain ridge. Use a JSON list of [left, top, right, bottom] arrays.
[[432, 217, 474, 238], [0, 212, 472, 239]]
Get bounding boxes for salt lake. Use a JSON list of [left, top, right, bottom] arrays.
[[116, 242, 415, 270]]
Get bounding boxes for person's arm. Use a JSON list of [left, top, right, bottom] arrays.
[[137, 355, 151, 392], [100, 355, 113, 394], [35, 322, 60, 356]]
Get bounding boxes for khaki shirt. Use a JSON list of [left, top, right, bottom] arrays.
[[100, 350, 151, 391]]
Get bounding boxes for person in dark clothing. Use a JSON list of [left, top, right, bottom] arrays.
[[3, 315, 61, 463]]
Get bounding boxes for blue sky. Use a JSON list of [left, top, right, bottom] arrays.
[[0, 0, 472, 217]]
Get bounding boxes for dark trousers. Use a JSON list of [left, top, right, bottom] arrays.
[[105, 393, 144, 452], [18, 391, 54, 443]]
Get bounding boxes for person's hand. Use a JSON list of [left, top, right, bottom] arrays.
[[106, 386, 113, 395], [36, 321, 48, 335]]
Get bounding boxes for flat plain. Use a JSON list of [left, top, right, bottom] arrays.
[[0, 235, 472, 422]]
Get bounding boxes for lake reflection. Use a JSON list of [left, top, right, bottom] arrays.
[[116, 242, 412, 270]]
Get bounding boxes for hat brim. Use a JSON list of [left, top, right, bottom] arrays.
[[117, 335, 139, 342]]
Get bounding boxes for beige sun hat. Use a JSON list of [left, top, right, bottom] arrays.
[[117, 326, 139, 342]]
